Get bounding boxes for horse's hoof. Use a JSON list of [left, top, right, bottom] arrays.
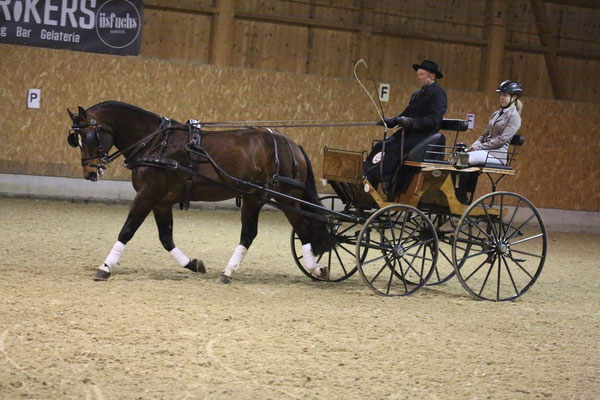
[[93, 269, 110, 281], [313, 266, 330, 280], [184, 259, 206, 273], [217, 272, 232, 284]]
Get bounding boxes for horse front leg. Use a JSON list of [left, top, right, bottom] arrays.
[[218, 196, 264, 284], [153, 204, 205, 274], [93, 193, 154, 281]]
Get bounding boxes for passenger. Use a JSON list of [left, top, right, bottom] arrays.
[[365, 59, 447, 187], [455, 80, 523, 204], [467, 80, 523, 166]]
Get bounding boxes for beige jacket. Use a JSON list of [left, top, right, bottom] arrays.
[[471, 106, 521, 161]]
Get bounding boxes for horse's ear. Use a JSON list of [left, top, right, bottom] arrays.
[[67, 108, 76, 121], [78, 106, 88, 120]]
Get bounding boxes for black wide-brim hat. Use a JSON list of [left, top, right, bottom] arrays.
[[412, 60, 443, 79]]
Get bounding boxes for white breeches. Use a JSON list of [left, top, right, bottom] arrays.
[[99, 241, 126, 272], [468, 150, 506, 166], [224, 245, 248, 277]]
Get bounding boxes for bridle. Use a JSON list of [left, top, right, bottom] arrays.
[[68, 118, 114, 173], [68, 116, 176, 173]]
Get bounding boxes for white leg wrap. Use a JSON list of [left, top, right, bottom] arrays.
[[100, 241, 126, 272], [224, 245, 247, 277], [170, 247, 190, 267], [301, 243, 319, 272]]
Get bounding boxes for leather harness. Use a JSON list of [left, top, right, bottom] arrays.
[[125, 119, 304, 210]]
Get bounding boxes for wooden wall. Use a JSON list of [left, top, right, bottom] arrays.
[[0, 44, 599, 212], [140, 0, 600, 103]]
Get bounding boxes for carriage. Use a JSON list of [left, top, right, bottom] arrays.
[[67, 102, 546, 301], [290, 119, 547, 301]]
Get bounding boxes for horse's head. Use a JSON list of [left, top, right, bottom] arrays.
[[67, 106, 114, 181]]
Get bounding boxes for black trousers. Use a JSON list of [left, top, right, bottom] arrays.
[[364, 132, 427, 185]]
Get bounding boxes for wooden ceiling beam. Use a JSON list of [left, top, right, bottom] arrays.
[[543, 0, 600, 9], [531, 0, 563, 99]]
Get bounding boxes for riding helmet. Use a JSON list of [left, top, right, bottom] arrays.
[[496, 80, 523, 97]]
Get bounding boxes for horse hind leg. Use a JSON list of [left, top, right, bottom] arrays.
[[153, 204, 205, 274], [218, 196, 263, 284], [281, 206, 330, 280]]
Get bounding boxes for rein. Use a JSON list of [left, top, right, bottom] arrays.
[[196, 121, 376, 129]]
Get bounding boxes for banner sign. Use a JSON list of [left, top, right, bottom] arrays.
[[0, 0, 144, 56]]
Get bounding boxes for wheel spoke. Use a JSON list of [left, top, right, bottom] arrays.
[[402, 250, 426, 283], [362, 253, 391, 266], [404, 237, 435, 252], [504, 199, 522, 239], [464, 256, 493, 282], [506, 255, 535, 279], [388, 210, 398, 243], [397, 259, 409, 292], [509, 233, 544, 246], [463, 216, 494, 241], [337, 223, 359, 236], [482, 202, 500, 240], [332, 246, 349, 275], [403, 252, 434, 263], [369, 258, 390, 284], [401, 220, 427, 247], [496, 253, 502, 301], [499, 194, 505, 237], [386, 260, 395, 295], [337, 242, 356, 258], [462, 248, 494, 261], [439, 247, 453, 264], [374, 224, 395, 249], [478, 262, 495, 297], [509, 248, 543, 259], [506, 213, 536, 241], [399, 211, 408, 239], [502, 255, 520, 296]]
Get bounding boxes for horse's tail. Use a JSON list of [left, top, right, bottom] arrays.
[[299, 146, 334, 256]]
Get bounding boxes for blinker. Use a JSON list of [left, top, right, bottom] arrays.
[[67, 132, 78, 147]]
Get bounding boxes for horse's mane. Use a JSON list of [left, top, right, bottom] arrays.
[[88, 101, 162, 120]]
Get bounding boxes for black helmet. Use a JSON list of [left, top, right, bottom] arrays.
[[496, 80, 523, 97]]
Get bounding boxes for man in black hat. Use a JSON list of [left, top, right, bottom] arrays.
[[365, 60, 448, 187]]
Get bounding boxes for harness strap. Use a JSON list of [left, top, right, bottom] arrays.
[[158, 117, 172, 158], [283, 134, 299, 180], [180, 119, 202, 211], [266, 128, 280, 185]]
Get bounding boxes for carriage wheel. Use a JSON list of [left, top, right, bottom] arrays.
[[423, 211, 466, 286], [290, 195, 366, 282], [452, 192, 547, 301], [356, 205, 438, 296]]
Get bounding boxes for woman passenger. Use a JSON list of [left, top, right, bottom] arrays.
[[468, 80, 523, 165], [455, 80, 523, 203]]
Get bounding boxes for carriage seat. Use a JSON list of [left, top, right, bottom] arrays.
[[468, 134, 525, 169], [405, 133, 446, 162], [440, 119, 469, 132]]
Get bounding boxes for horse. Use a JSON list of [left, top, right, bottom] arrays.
[[66, 101, 333, 283]]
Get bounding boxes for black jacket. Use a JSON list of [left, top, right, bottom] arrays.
[[396, 82, 447, 135]]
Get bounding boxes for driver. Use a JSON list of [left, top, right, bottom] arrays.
[[365, 60, 447, 186]]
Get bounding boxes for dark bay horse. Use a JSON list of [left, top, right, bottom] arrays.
[[67, 101, 332, 283]]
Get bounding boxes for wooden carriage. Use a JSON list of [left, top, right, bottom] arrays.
[[291, 119, 547, 301]]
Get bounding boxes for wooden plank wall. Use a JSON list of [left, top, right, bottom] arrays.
[[141, 0, 600, 103], [1, 44, 599, 211]]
